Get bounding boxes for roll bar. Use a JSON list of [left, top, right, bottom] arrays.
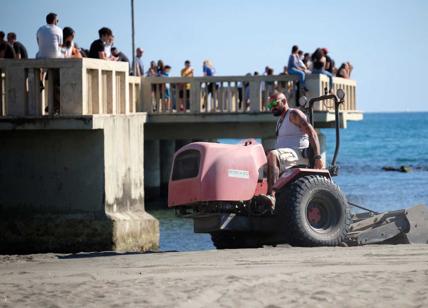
[[302, 91, 345, 176]]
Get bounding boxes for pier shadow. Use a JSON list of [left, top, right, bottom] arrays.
[[57, 250, 178, 259]]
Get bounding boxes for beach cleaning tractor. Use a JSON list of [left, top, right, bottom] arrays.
[[168, 90, 428, 248]]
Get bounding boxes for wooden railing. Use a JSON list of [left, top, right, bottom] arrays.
[[0, 58, 356, 118]]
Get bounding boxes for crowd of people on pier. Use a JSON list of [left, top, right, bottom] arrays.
[[1, 12, 353, 80], [285, 45, 353, 93], [0, 12, 354, 112]]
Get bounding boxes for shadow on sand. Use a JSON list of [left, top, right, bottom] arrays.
[[57, 250, 178, 259]]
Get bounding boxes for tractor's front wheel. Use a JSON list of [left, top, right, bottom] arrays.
[[276, 175, 351, 246]]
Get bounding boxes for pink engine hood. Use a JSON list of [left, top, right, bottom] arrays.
[[168, 141, 267, 207]]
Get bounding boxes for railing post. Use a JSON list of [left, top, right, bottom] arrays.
[[217, 82, 223, 112], [117, 72, 128, 114], [305, 75, 322, 111], [6, 65, 27, 116], [46, 69, 56, 115], [135, 78, 142, 112], [352, 84, 356, 110], [249, 80, 261, 112], [111, 70, 117, 114], [129, 82, 134, 113], [190, 80, 201, 113], [141, 78, 152, 113], [97, 69, 103, 114], [137, 82, 142, 112], [60, 60, 85, 115], [81, 64, 88, 114], [27, 69, 42, 116], [0, 69, 4, 116]]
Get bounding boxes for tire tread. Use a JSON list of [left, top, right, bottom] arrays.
[[277, 175, 351, 246]]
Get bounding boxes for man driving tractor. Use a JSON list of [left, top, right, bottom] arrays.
[[168, 89, 428, 248], [264, 91, 323, 205]]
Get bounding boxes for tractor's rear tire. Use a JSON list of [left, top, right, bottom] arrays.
[[211, 232, 262, 249], [276, 175, 351, 246]]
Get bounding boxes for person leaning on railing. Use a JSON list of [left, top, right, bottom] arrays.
[[146, 61, 157, 77], [0, 31, 16, 59], [62, 27, 82, 59], [146, 60, 158, 110], [311, 47, 334, 93], [154, 60, 166, 111], [336, 62, 353, 79], [88, 27, 114, 60], [203, 59, 216, 111], [6, 32, 28, 59], [179, 60, 194, 111], [111, 47, 130, 71], [133, 47, 144, 76]]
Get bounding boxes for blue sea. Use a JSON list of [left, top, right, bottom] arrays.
[[151, 112, 428, 251]]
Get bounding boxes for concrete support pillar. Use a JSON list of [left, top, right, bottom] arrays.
[[160, 140, 176, 199], [144, 140, 161, 202], [0, 115, 159, 254]]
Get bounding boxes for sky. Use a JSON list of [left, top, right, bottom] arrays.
[[2, 0, 428, 112]]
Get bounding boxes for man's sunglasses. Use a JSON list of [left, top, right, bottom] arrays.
[[267, 99, 280, 110]]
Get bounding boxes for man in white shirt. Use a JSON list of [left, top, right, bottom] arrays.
[[37, 12, 63, 114], [36, 12, 63, 59], [134, 47, 144, 76]]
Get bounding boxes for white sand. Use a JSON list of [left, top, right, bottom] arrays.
[[1, 245, 428, 307]]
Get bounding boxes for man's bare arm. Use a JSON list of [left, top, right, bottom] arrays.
[[98, 51, 107, 60], [289, 109, 323, 168]]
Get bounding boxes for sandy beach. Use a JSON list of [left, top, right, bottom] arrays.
[[0, 244, 427, 307]]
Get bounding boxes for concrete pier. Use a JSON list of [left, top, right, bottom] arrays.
[[0, 58, 362, 252], [0, 115, 159, 253]]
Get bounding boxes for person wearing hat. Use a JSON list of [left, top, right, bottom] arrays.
[[262, 91, 323, 205]]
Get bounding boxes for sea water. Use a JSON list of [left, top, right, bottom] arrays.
[[151, 112, 428, 251]]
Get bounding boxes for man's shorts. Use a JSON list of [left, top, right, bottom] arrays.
[[271, 148, 309, 173]]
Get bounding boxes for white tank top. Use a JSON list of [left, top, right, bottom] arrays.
[[275, 109, 309, 150]]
